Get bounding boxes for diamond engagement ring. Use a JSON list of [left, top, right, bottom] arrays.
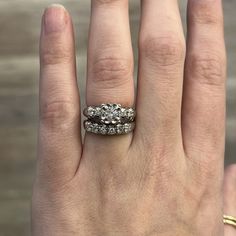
[[83, 103, 136, 125], [83, 103, 136, 135]]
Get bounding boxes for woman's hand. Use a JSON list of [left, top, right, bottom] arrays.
[[32, 1, 228, 235]]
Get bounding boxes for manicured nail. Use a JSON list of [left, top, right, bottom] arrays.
[[43, 4, 68, 34]]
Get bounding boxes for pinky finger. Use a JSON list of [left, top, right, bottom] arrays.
[[224, 165, 236, 236]]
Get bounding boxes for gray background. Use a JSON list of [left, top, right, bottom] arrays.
[[0, 0, 235, 235]]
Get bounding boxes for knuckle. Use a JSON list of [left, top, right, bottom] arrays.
[[91, 56, 132, 88], [190, 1, 223, 25], [40, 101, 78, 130], [194, 13, 222, 26], [140, 34, 185, 66], [188, 53, 226, 86], [41, 43, 72, 66]]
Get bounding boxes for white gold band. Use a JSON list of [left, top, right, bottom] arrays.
[[84, 120, 135, 135]]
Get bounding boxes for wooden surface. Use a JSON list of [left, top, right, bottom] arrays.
[[0, 0, 235, 235]]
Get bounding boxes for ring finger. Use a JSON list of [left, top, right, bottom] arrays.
[[224, 165, 236, 236], [84, 0, 134, 155]]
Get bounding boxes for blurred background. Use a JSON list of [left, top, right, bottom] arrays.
[[0, 0, 235, 235]]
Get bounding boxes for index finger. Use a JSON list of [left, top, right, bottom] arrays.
[[38, 5, 82, 183]]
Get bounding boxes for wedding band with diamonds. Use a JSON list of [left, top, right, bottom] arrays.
[[83, 103, 136, 125], [84, 120, 135, 135]]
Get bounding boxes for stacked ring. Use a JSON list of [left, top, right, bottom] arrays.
[[83, 103, 136, 135], [223, 215, 236, 228], [84, 120, 135, 135], [83, 103, 136, 124]]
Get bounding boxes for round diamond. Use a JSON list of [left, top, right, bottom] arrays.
[[85, 121, 93, 132], [108, 126, 116, 135], [87, 107, 96, 117], [126, 109, 135, 119], [120, 108, 126, 117], [95, 107, 101, 116], [99, 125, 107, 135], [116, 124, 124, 134], [123, 123, 131, 133], [92, 123, 99, 133], [100, 104, 121, 124]]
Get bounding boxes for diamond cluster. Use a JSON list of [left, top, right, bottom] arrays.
[[83, 104, 136, 135], [85, 104, 135, 125], [84, 121, 134, 135]]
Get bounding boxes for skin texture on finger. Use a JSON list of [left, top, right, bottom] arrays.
[[37, 5, 81, 185], [83, 0, 134, 157], [183, 0, 226, 187], [181, 1, 226, 234], [224, 165, 236, 236], [183, 0, 226, 159], [135, 0, 186, 150]]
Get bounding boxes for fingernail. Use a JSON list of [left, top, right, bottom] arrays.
[[43, 4, 68, 34]]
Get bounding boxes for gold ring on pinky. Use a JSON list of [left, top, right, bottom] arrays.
[[223, 215, 236, 228]]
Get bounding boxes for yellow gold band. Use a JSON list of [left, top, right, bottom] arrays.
[[223, 215, 236, 228]]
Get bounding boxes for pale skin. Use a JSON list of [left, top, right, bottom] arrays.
[[32, 0, 235, 235]]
